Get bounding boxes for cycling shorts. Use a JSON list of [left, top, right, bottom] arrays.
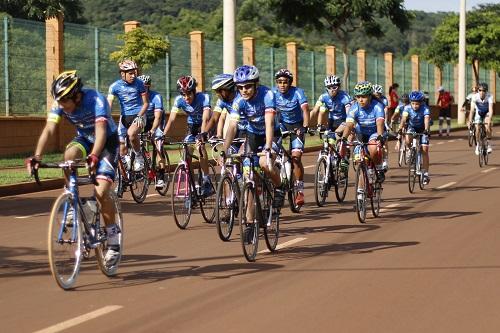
[[118, 114, 146, 143], [407, 127, 429, 146]]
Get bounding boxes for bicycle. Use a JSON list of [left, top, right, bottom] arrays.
[[274, 128, 306, 213], [115, 135, 149, 203], [477, 121, 489, 167], [396, 128, 408, 167], [212, 137, 245, 241], [141, 133, 172, 196], [350, 140, 383, 223], [313, 129, 349, 207], [407, 133, 426, 193], [31, 160, 123, 290], [468, 122, 477, 148], [237, 150, 280, 262], [168, 140, 218, 229]]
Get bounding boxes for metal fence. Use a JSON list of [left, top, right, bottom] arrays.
[[0, 17, 498, 116]]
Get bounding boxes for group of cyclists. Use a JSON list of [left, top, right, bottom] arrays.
[[26, 57, 495, 268]]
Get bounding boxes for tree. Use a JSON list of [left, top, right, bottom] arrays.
[[267, 0, 412, 85], [0, 0, 86, 23], [109, 27, 170, 70], [424, 4, 500, 83]]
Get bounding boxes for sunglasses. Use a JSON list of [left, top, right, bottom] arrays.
[[180, 91, 193, 97], [478, 89, 486, 92], [236, 84, 254, 91], [326, 85, 339, 91], [276, 80, 289, 84]]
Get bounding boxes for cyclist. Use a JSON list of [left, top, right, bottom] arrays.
[[391, 93, 410, 152], [272, 68, 309, 206], [468, 82, 494, 155], [163, 75, 214, 196], [137, 74, 167, 189], [373, 83, 390, 171], [27, 70, 121, 266], [223, 65, 283, 207], [461, 85, 478, 121], [108, 60, 149, 171], [340, 81, 386, 182], [436, 86, 454, 136], [398, 91, 431, 185], [204, 73, 238, 139]]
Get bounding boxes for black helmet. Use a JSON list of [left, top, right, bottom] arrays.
[[51, 70, 83, 101], [478, 82, 488, 91]]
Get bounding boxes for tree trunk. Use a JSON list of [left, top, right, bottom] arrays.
[[342, 41, 349, 90], [472, 58, 479, 86]]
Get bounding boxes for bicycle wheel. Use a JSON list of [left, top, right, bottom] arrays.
[[200, 163, 218, 223], [287, 166, 301, 213], [47, 193, 82, 290], [371, 181, 382, 217], [215, 174, 237, 241], [263, 181, 279, 252], [398, 138, 405, 167], [95, 191, 124, 276], [114, 160, 126, 199], [408, 149, 417, 193], [314, 157, 329, 207], [335, 158, 349, 203], [130, 152, 150, 203], [171, 164, 192, 229], [239, 183, 259, 262], [355, 165, 368, 223], [417, 151, 426, 190], [468, 129, 474, 147], [155, 152, 171, 196]]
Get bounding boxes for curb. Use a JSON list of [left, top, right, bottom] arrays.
[[0, 126, 467, 197]]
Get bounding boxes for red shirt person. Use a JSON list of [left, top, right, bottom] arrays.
[[436, 86, 454, 136]]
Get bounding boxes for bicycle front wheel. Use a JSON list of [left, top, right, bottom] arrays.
[[355, 165, 368, 223], [171, 164, 192, 229], [287, 166, 301, 213], [239, 183, 259, 262], [96, 191, 124, 277], [314, 157, 328, 207], [408, 149, 417, 193], [215, 174, 237, 241], [371, 181, 382, 217], [200, 163, 218, 223], [130, 152, 150, 203], [47, 193, 82, 290], [156, 152, 171, 196], [263, 182, 279, 252], [398, 139, 405, 167], [335, 158, 349, 203]]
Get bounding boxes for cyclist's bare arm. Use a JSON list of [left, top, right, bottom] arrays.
[[107, 95, 114, 109], [310, 104, 321, 125], [301, 103, 310, 128], [376, 118, 385, 136], [341, 122, 354, 139], [91, 121, 107, 157], [163, 109, 178, 136], [138, 94, 149, 117], [399, 114, 408, 132], [34, 121, 57, 159], [201, 107, 216, 133], [217, 112, 227, 138], [468, 102, 476, 124], [265, 111, 275, 149], [424, 115, 430, 131], [223, 119, 238, 152], [150, 110, 162, 133]]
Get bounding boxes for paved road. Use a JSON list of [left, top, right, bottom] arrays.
[[1, 130, 499, 333]]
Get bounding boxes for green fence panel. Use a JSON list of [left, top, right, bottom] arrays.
[[255, 45, 273, 88], [298, 49, 314, 102], [273, 47, 287, 74], [0, 17, 5, 114], [168, 36, 191, 105], [204, 38, 223, 93], [64, 23, 96, 89], [366, 54, 384, 89], [97, 28, 122, 113], [9, 18, 46, 115], [441, 63, 453, 94], [313, 50, 326, 102], [348, 54, 357, 93]]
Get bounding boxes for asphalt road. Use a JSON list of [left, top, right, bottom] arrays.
[[1, 129, 499, 333]]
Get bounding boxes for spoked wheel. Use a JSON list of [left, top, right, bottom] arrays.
[[398, 139, 406, 167], [47, 193, 82, 290], [215, 175, 238, 241], [287, 167, 301, 213], [355, 165, 368, 223], [155, 153, 172, 196], [417, 152, 426, 191], [314, 157, 329, 207], [408, 149, 417, 193], [130, 152, 150, 203], [335, 158, 349, 203], [478, 139, 485, 168], [114, 161, 126, 199], [96, 191, 124, 277], [171, 164, 192, 229], [468, 129, 475, 147], [263, 182, 279, 252], [370, 181, 382, 217], [200, 164, 218, 223], [239, 183, 259, 262]]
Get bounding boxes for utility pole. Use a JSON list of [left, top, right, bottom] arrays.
[[458, 0, 466, 124], [223, 0, 236, 74]]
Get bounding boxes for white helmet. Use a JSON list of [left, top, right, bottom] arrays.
[[372, 84, 383, 94], [324, 75, 341, 87]]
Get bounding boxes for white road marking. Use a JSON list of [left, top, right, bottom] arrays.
[[33, 305, 123, 333], [15, 213, 46, 219], [436, 182, 456, 190], [448, 140, 456, 143], [304, 165, 315, 169], [259, 237, 307, 254], [437, 142, 444, 145], [146, 193, 159, 198], [481, 167, 497, 174], [457, 138, 464, 141]]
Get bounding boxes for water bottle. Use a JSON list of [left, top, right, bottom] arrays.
[[285, 160, 292, 181]]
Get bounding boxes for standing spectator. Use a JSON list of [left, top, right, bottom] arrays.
[[436, 86, 454, 136], [388, 83, 399, 120]]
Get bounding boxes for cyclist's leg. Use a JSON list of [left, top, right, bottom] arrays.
[[421, 132, 430, 178], [64, 137, 88, 179], [445, 107, 451, 136]]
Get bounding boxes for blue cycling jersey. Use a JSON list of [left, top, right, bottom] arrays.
[[347, 99, 385, 136], [108, 78, 146, 116], [272, 86, 307, 124], [375, 95, 388, 107], [231, 85, 276, 135], [472, 92, 493, 115], [315, 90, 352, 121], [171, 92, 211, 126], [402, 104, 430, 129], [48, 88, 117, 142], [146, 90, 164, 117]]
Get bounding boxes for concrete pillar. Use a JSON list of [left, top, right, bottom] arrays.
[[453, 65, 459, 100], [325, 46, 336, 75], [286, 42, 298, 87], [124, 20, 140, 32], [411, 54, 420, 91], [45, 13, 64, 110], [384, 52, 393, 94], [356, 49, 366, 82], [190, 31, 205, 91], [223, 0, 236, 73], [434, 66, 442, 103], [242, 37, 255, 66], [490, 71, 497, 103]]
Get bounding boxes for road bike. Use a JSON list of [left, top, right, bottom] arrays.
[[477, 121, 489, 167], [168, 140, 218, 229], [396, 128, 408, 167], [31, 160, 123, 290], [468, 122, 477, 148], [144, 133, 172, 196], [313, 129, 349, 207], [407, 133, 426, 193], [350, 140, 383, 223]]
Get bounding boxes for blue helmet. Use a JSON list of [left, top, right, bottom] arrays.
[[211, 73, 235, 91], [233, 65, 260, 84], [409, 91, 425, 102]]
